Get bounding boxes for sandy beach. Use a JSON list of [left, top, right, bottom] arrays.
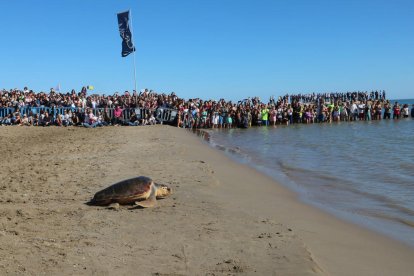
[[1, 125, 413, 275]]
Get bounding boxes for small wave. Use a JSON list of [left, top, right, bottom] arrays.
[[191, 129, 211, 142], [357, 209, 414, 228], [277, 161, 347, 186], [205, 140, 249, 161], [399, 163, 414, 174]]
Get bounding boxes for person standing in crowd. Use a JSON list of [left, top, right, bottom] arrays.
[[102, 108, 112, 125], [293, 102, 301, 123], [261, 104, 269, 126], [365, 101, 371, 121], [285, 104, 292, 124], [317, 102, 325, 123], [332, 104, 340, 122], [383, 102, 391, 119], [340, 102, 348, 121], [401, 104, 409, 118], [176, 108, 183, 128], [392, 102, 401, 119], [269, 107, 277, 126], [212, 109, 219, 128], [305, 106, 313, 124], [357, 102, 365, 121], [375, 102, 382, 120], [200, 107, 208, 128], [350, 101, 358, 121], [255, 108, 262, 126], [277, 105, 284, 125]]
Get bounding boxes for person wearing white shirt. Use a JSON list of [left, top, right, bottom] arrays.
[[350, 102, 358, 121]]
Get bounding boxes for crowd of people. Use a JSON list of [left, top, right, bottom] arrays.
[[0, 106, 159, 128], [1, 87, 413, 128], [287, 90, 386, 104], [175, 93, 413, 129], [0, 87, 175, 127], [0, 86, 177, 109]]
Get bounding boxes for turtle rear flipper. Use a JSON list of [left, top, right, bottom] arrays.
[[135, 184, 157, 208]]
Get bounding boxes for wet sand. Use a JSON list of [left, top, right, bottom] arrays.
[[0, 125, 413, 275]]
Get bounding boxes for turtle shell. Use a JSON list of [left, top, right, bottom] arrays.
[[88, 176, 153, 206]]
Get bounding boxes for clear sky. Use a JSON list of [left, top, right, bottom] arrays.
[[0, 0, 413, 101]]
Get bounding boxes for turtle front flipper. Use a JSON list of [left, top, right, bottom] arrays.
[[135, 183, 157, 208]]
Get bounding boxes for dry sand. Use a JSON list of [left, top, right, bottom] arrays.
[[0, 125, 413, 275]]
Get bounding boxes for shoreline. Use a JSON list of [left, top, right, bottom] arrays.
[[193, 125, 414, 249], [185, 127, 414, 275], [0, 126, 413, 275]]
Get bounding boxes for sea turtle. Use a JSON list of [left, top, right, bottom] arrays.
[[87, 176, 172, 208]]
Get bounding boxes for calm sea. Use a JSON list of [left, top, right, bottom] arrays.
[[202, 99, 414, 247]]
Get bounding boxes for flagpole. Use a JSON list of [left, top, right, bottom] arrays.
[[129, 9, 138, 104]]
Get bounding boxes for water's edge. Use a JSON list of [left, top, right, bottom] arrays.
[[190, 127, 414, 249]]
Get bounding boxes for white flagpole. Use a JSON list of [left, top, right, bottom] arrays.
[[129, 9, 138, 103]]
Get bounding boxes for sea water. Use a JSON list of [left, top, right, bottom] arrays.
[[204, 99, 414, 247]]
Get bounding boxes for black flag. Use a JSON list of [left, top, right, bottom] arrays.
[[117, 11, 135, 57]]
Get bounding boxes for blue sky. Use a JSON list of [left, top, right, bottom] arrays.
[[0, 0, 413, 101]]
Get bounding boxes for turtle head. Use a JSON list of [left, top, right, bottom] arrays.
[[155, 183, 172, 198]]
